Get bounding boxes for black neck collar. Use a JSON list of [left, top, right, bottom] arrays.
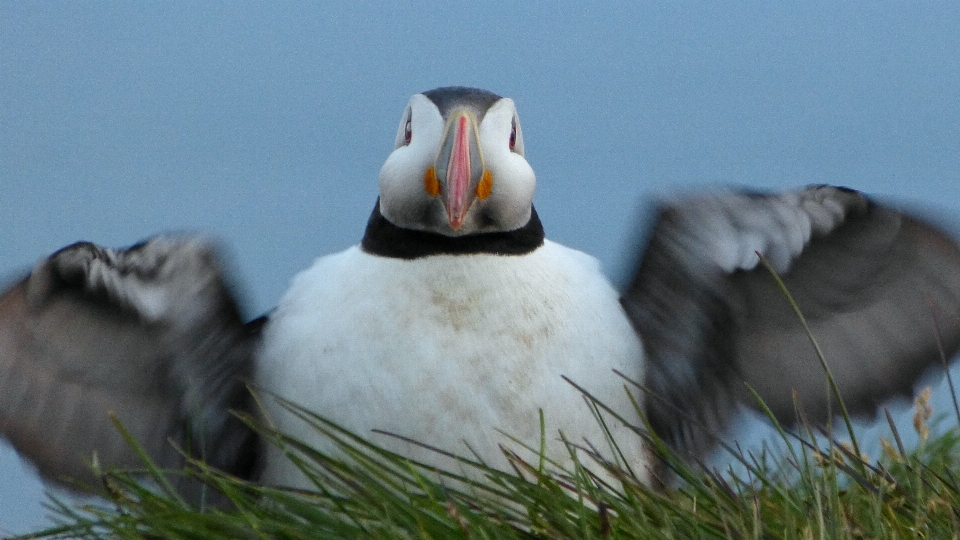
[[360, 200, 545, 259]]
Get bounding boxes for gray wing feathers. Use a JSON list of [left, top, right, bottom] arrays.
[[624, 186, 960, 459], [0, 280, 182, 484], [0, 237, 258, 490], [734, 208, 960, 421]]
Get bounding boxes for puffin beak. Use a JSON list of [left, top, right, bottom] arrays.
[[428, 109, 490, 230]]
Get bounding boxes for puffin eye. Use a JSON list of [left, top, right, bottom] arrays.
[[404, 118, 412, 145], [508, 120, 517, 151]]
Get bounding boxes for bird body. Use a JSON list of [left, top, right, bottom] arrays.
[[258, 239, 646, 486]]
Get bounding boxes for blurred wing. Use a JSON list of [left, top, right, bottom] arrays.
[[0, 237, 260, 490], [622, 186, 960, 459]]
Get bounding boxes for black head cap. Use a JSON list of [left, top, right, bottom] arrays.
[[422, 87, 503, 123]]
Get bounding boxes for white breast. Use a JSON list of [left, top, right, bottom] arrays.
[[256, 240, 647, 487]]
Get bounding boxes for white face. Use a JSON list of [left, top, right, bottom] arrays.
[[378, 93, 536, 236]]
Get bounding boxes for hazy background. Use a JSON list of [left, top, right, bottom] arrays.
[[3, 2, 960, 533]]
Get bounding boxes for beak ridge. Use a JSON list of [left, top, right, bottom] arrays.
[[433, 110, 486, 230]]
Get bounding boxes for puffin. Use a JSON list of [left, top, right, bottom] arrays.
[[2, 86, 960, 494]]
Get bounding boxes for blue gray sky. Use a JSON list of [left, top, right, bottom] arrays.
[[3, 2, 960, 534]]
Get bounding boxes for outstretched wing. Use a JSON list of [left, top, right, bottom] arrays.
[[0, 237, 260, 491], [622, 186, 960, 460]]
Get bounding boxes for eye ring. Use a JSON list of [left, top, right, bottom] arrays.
[[404, 118, 412, 145], [508, 121, 517, 151]]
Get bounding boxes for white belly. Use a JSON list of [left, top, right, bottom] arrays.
[[256, 240, 647, 487]]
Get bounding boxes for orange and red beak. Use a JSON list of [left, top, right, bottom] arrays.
[[424, 109, 492, 230]]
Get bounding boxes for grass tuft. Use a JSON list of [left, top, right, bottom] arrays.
[[10, 391, 960, 540]]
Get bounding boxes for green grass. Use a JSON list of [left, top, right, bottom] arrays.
[[12, 390, 960, 540]]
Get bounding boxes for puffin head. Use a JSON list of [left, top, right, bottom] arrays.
[[378, 87, 536, 236]]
